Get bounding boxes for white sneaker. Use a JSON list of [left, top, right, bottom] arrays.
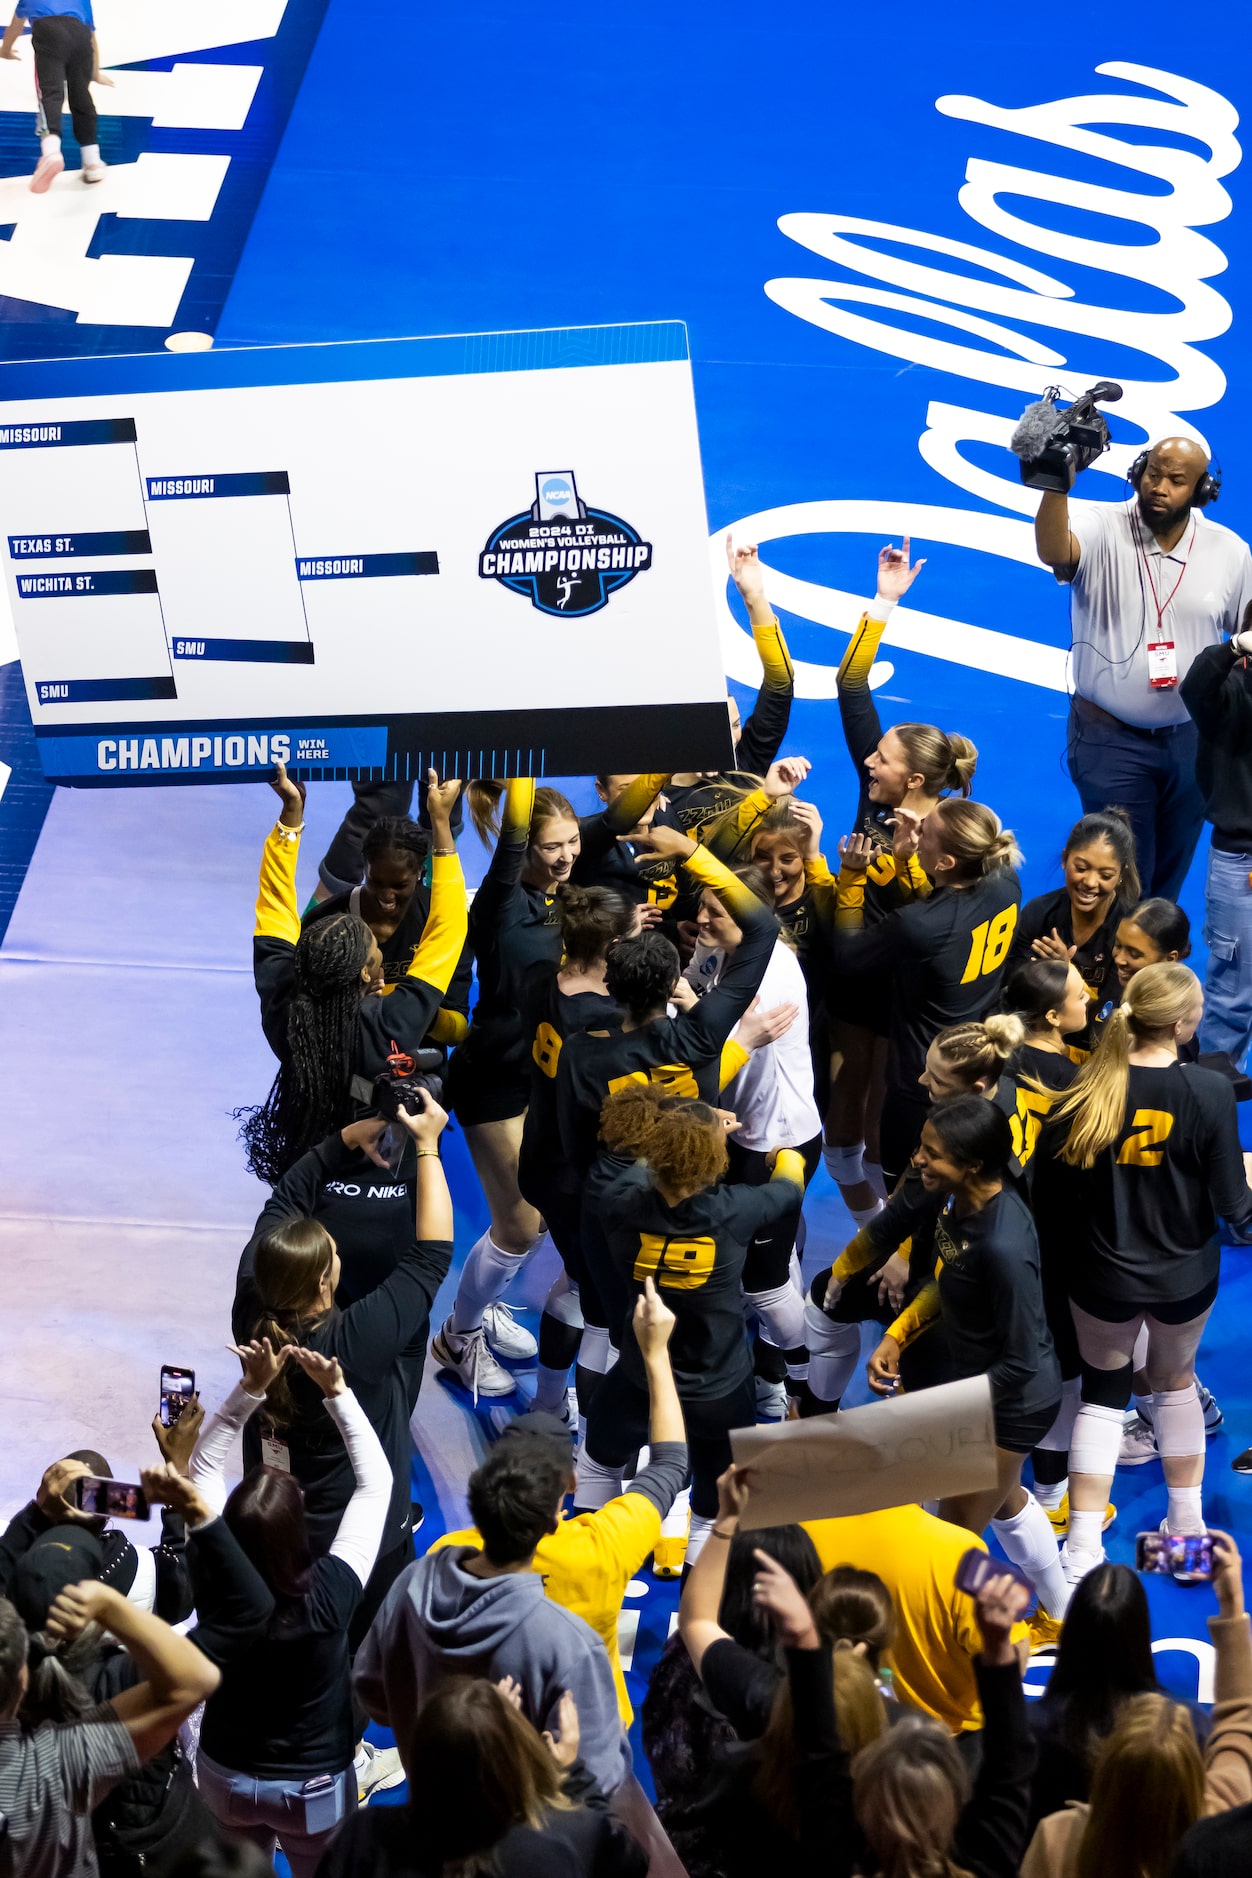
[[1060, 1541, 1105, 1585], [1120, 1411, 1159, 1467], [30, 150, 64, 194], [355, 1739, 405, 1801], [481, 1300, 537, 1361], [432, 1318, 516, 1401], [81, 159, 107, 184]]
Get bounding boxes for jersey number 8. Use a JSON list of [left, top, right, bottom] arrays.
[[633, 1232, 716, 1290], [960, 906, 1018, 984], [532, 1022, 562, 1079]]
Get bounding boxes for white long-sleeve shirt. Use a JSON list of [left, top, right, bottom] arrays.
[[685, 935, 821, 1150], [191, 1381, 392, 1588]]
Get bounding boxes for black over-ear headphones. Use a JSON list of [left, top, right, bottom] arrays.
[[1128, 448, 1222, 508]]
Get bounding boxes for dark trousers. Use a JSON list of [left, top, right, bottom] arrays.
[[1066, 701, 1205, 901], [586, 1369, 756, 1518], [32, 15, 96, 147]]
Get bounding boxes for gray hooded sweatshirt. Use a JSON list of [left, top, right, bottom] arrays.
[[352, 1544, 630, 1796]]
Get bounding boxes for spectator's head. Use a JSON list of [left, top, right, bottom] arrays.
[[1004, 957, 1092, 1045], [10, 1527, 104, 1633], [553, 882, 636, 970], [0, 1599, 29, 1720], [1043, 1563, 1156, 1765], [719, 1525, 822, 1659], [496, 1411, 577, 1502], [238, 911, 382, 1183], [1060, 809, 1141, 913], [919, 1014, 1025, 1102], [468, 1435, 570, 1567], [604, 931, 682, 1025], [250, 1218, 339, 1427], [916, 799, 1020, 884], [1114, 898, 1192, 989], [406, 1678, 568, 1855], [852, 1714, 973, 1878], [913, 1095, 1014, 1199], [1076, 1691, 1204, 1878], [224, 1466, 313, 1600], [811, 1565, 894, 1674]]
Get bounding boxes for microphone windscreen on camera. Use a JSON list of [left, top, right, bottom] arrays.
[[1090, 380, 1123, 404], [1010, 398, 1065, 459]]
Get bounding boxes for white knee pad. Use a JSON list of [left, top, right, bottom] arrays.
[[577, 1324, 613, 1375], [1153, 1384, 1204, 1458], [543, 1271, 584, 1330], [747, 1282, 806, 1354], [1068, 1401, 1124, 1479], [823, 1140, 866, 1186], [803, 1298, 862, 1403]]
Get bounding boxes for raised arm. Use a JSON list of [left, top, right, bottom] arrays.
[[726, 536, 795, 776], [678, 1463, 752, 1673], [254, 762, 307, 945], [46, 1582, 220, 1767], [190, 1343, 285, 1514], [573, 773, 671, 876], [404, 773, 468, 996], [1034, 487, 1080, 580], [837, 541, 926, 768], [290, 1354, 392, 1588]]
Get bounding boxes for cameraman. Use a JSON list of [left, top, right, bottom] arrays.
[[1035, 437, 1252, 900]]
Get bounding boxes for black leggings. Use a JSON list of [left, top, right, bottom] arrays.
[[586, 1369, 756, 1519], [32, 14, 96, 147], [879, 1085, 930, 1190]]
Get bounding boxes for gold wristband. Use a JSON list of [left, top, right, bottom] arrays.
[[416, 1150, 440, 1159]]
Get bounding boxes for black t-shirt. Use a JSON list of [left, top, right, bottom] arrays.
[[1065, 1062, 1252, 1303], [518, 964, 622, 1199], [457, 804, 563, 1088], [931, 1186, 1060, 1422], [993, 1044, 1081, 1192], [233, 1231, 453, 1556], [831, 872, 1023, 1091], [199, 1554, 359, 1779], [319, 1797, 647, 1878], [597, 1163, 801, 1398], [556, 893, 776, 1176], [700, 1638, 783, 1741], [1005, 888, 1127, 1046]]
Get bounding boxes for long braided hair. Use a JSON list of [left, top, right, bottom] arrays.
[[238, 910, 373, 1183]]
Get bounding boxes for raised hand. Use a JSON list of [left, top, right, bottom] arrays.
[[150, 1395, 204, 1475], [973, 1571, 1031, 1665], [624, 823, 698, 864], [1032, 929, 1077, 962], [228, 1337, 292, 1397], [425, 770, 462, 842], [889, 807, 922, 864], [269, 760, 306, 828], [838, 831, 881, 876], [140, 1462, 213, 1527], [36, 1459, 97, 1528], [633, 1275, 677, 1360], [725, 534, 768, 614], [46, 1579, 121, 1641], [1210, 1529, 1245, 1619], [395, 1084, 449, 1150], [752, 1551, 820, 1649], [715, 1462, 753, 1525], [875, 537, 926, 603], [788, 799, 824, 860], [290, 1347, 346, 1398], [763, 755, 812, 799]]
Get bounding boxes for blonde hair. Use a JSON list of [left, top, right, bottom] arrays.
[[894, 724, 978, 799], [1074, 1692, 1204, 1878], [852, 1714, 974, 1878], [755, 1649, 884, 1835], [465, 779, 576, 847], [931, 799, 1021, 879], [932, 1014, 1025, 1085], [1051, 962, 1200, 1168]]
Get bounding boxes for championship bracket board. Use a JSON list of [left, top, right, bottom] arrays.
[[0, 323, 733, 785]]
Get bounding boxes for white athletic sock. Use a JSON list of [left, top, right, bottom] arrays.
[[40, 134, 61, 156], [1066, 1508, 1106, 1559], [81, 143, 100, 165], [532, 1363, 572, 1415], [1166, 1483, 1205, 1533], [848, 1199, 885, 1229], [992, 1495, 1072, 1618], [863, 1160, 888, 1201], [450, 1231, 529, 1335], [659, 1483, 690, 1539], [687, 1511, 715, 1565], [1032, 1479, 1067, 1511]]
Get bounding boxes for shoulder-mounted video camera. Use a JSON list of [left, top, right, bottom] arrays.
[[1010, 381, 1123, 492]]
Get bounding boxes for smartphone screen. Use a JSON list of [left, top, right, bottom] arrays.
[[76, 1476, 150, 1521], [1136, 1532, 1214, 1581], [160, 1365, 196, 1429], [953, 1547, 1035, 1597]]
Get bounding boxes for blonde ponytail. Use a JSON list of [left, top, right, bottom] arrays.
[[932, 1014, 1024, 1087], [1050, 962, 1200, 1167], [932, 800, 1022, 880]]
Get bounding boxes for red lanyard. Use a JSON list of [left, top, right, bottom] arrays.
[[1138, 515, 1195, 637]]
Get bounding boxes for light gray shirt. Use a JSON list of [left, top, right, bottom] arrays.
[[0, 1705, 138, 1878], [1065, 499, 1252, 727]]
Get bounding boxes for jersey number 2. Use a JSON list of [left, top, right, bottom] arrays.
[[1116, 1108, 1174, 1167], [960, 907, 1018, 983], [633, 1233, 716, 1290]]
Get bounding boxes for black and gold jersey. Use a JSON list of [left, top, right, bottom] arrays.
[[517, 963, 621, 1199], [1063, 1062, 1252, 1302], [994, 1043, 1081, 1192], [837, 609, 934, 923], [1004, 888, 1127, 1046], [928, 1188, 1060, 1421], [596, 1153, 805, 1399]]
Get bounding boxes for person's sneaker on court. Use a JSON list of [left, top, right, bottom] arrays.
[[754, 1375, 788, 1421], [81, 155, 107, 184], [1119, 1409, 1158, 1466], [1199, 1382, 1224, 1434], [432, 1317, 516, 1400], [1043, 1491, 1116, 1538], [355, 1738, 405, 1801], [481, 1300, 537, 1361], [30, 137, 64, 194]]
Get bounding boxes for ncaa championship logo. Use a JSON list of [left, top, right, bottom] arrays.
[[478, 471, 653, 618]]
